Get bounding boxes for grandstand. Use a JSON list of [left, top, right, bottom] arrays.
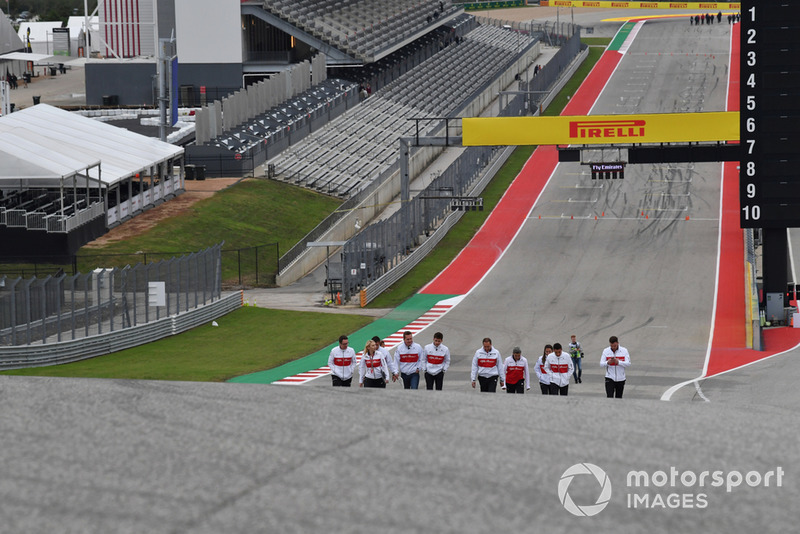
[[267, 23, 535, 197], [189, 3, 537, 199], [256, 0, 462, 63]]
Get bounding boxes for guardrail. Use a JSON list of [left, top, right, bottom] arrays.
[[360, 145, 516, 304], [358, 36, 588, 304], [0, 291, 241, 370]]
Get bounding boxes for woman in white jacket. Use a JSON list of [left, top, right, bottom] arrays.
[[534, 344, 553, 395], [359, 340, 390, 388]]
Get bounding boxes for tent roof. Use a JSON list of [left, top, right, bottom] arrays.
[[17, 21, 63, 43], [1, 10, 24, 54], [0, 52, 54, 63], [66, 16, 99, 39], [0, 104, 183, 187]]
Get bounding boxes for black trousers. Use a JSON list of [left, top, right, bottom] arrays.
[[478, 375, 498, 392], [506, 380, 525, 394], [425, 371, 444, 390], [331, 375, 352, 387], [605, 378, 625, 398], [540, 383, 550, 395], [363, 377, 385, 388], [549, 383, 569, 396]]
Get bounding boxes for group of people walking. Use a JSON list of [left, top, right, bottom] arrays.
[[690, 12, 739, 25], [328, 331, 631, 398]]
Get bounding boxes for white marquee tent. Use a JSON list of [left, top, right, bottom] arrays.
[[0, 104, 184, 230], [16, 21, 63, 55], [0, 104, 183, 187]]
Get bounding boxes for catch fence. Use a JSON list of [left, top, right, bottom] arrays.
[[0, 244, 223, 347]]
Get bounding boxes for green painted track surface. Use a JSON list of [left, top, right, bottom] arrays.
[[228, 293, 455, 384], [609, 21, 636, 52]]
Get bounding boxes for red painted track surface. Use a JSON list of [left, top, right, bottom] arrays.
[[423, 23, 800, 379], [706, 23, 800, 376], [420, 51, 623, 296]]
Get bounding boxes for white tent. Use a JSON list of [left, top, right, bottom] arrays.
[[0, 103, 183, 187], [0, 104, 185, 230], [0, 51, 54, 62], [1, 9, 24, 53], [1, 8, 26, 79], [17, 21, 63, 55], [66, 16, 100, 55]]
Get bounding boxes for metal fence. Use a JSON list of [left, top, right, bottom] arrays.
[[338, 145, 499, 300], [0, 245, 223, 347], [2, 243, 279, 290], [499, 28, 584, 117], [335, 27, 585, 301]]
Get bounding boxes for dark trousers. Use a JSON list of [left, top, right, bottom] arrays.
[[605, 378, 625, 398], [506, 380, 525, 394], [425, 371, 444, 390], [363, 377, 385, 388], [540, 383, 550, 395], [401, 372, 420, 390], [549, 383, 569, 396], [478, 375, 498, 392], [332, 375, 352, 387]]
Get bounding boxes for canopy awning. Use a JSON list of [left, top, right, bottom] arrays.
[[0, 52, 54, 63], [0, 104, 183, 188]]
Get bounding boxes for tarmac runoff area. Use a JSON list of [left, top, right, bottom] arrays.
[[5, 9, 800, 532], [0, 375, 797, 534]]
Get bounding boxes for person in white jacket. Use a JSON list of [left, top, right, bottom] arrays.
[[395, 331, 425, 389], [471, 337, 504, 392], [545, 342, 573, 396], [534, 344, 553, 395], [359, 339, 390, 388], [502, 347, 529, 394], [422, 332, 450, 391], [600, 335, 631, 398], [328, 334, 356, 387], [422, 332, 450, 390]]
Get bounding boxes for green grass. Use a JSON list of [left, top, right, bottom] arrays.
[[1, 179, 342, 286], [367, 146, 536, 308], [582, 37, 612, 47], [2, 43, 604, 382], [542, 45, 605, 116], [0, 308, 374, 381], [79, 179, 340, 263], [367, 43, 604, 308]]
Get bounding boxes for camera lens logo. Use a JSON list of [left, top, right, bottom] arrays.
[[558, 463, 612, 517]]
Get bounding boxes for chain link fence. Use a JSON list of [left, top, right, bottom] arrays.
[[2, 243, 279, 290], [0, 245, 223, 347], [338, 145, 499, 300], [336, 27, 584, 301]]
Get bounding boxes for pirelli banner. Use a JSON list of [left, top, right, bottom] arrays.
[[539, 1, 741, 8], [461, 112, 739, 146]]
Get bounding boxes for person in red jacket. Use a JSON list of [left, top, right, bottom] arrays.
[[502, 347, 530, 394]]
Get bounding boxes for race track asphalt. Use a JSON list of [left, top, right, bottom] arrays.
[[3, 13, 800, 534]]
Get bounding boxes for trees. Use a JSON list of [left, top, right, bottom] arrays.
[[8, 1, 98, 22]]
